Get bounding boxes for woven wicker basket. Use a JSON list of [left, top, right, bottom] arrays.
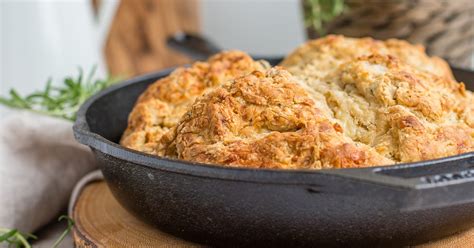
[[306, 0, 474, 69]]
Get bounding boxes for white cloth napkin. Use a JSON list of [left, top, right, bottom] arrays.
[[0, 111, 96, 234]]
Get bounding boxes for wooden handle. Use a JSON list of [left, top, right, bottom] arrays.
[[104, 0, 200, 78]]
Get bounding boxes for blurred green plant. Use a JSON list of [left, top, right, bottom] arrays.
[[0, 67, 118, 121], [304, 0, 346, 36], [0, 215, 74, 248], [51, 215, 75, 248], [0, 228, 36, 248]]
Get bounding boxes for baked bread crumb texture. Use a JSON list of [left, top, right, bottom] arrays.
[[121, 35, 474, 169]]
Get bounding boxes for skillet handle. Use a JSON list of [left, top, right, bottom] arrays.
[[327, 153, 474, 189], [325, 153, 474, 210], [166, 32, 284, 66], [372, 154, 474, 189], [167, 32, 221, 61]]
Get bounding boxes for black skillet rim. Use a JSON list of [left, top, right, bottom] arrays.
[[73, 66, 474, 187]]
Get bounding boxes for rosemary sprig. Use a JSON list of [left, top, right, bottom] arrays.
[[52, 215, 74, 248], [0, 215, 74, 248], [0, 228, 37, 248], [304, 0, 346, 36], [0, 67, 118, 121]]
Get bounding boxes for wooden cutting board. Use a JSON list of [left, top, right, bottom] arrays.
[[72, 181, 474, 247], [72, 181, 201, 247]]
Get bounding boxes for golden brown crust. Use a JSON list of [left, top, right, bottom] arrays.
[[160, 68, 392, 169], [281, 35, 454, 81], [120, 51, 268, 153], [285, 41, 473, 163], [121, 36, 473, 169]]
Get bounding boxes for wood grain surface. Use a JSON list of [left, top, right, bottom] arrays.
[[104, 0, 200, 78], [72, 181, 474, 247], [72, 181, 201, 247]]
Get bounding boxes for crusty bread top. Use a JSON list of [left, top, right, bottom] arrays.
[[282, 36, 473, 163], [121, 36, 473, 169], [158, 68, 392, 169], [281, 35, 454, 81], [120, 51, 269, 153]]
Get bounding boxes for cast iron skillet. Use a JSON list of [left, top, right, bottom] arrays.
[[73, 38, 474, 247]]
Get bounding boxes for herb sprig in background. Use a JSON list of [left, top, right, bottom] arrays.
[[0, 215, 74, 248], [0, 67, 117, 121], [304, 0, 346, 35]]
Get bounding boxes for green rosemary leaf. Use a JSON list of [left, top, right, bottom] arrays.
[[0, 228, 35, 248], [304, 0, 346, 36], [1, 216, 71, 248], [77, 68, 84, 87], [86, 66, 97, 85], [0, 68, 119, 121], [9, 89, 30, 109], [0, 229, 17, 242], [0, 96, 17, 108], [14, 232, 32, 248], [64, 78, 76, 90], [52, 215, 75, 248]]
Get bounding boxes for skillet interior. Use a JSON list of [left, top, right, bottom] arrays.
[[73, 60, 474, 247]]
